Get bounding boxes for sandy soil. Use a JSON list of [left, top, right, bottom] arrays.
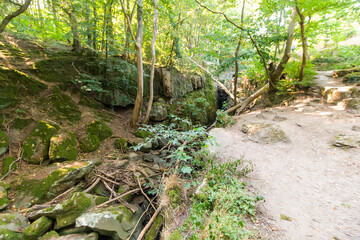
[[209, 73, 360, 240]]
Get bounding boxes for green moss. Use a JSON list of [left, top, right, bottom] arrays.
[[39, 231, 59, 240], [0, 186, 10, 209], [0, 229, 22, 240], [169, 230, 182, 240], [3, 156, 16, 175], [168, 186, 183, 209], [49, 132, 78, 162], [23, 216, 53, 240], [41, 87, 81, 123], [11, 118, 34, 130], [22, 121, 59, 164], [144, 214, 163, 240], [114, 138, 128, 152], [134, 130, 154, 139], [87, 120, 112, 141], [117, 185, 132, 202], [79, 134, 100, 153], [79, 94, 102, 109]]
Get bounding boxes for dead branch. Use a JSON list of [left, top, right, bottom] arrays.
[[226, 83, 269, 114], [137, 177, 156, 211], [136, 204, 163, 240], [83, 178, 101, 193], [95, 174, 121, 186]]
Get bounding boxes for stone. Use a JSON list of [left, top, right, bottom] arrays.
[[150, 102, 168, 121], [133, 130, 154, 139], [0, 229, 22, 240], [343, 98, 360, 110], [39, 231, 59, 240], [29, 192, 108, 230], [0, 213, 29, 232], [22, 121, 60, 164], [76, 205, 145, 240], [0, 131, 10, 157], [49, 132, 78, 162], [139, 142, 152, 153], [0, 185, 10, 210], [14, 161, 94, 207], [352, 125, 360, 132], [117, 185, 133, 202], [144, 214, 163, 240], [95, 89, 134, 107], [114, 138, 128, 152], [333, 134, 360, 148], [59, 227, 91, 236], [241, 122, 289, 144], [2, 156, 16, 175], [56, 232, 98, 240], [128, 152, 140, 161], [79, 134, 100, 153], [23, 216, 53, 240], [87, 121, 112, 141]]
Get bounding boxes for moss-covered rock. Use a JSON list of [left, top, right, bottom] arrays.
[[333, 134, 360, 148], [0, 67, 47, 110], [29, 192, 108, 230], [0, 185, 10, 210], [150, 102, 168, 121], [79, 134, 100, 153], [22, 121, 60, 164], [87, 121, 112, 141], [0, 212, 29, 232], [23, 216, 53, 240], [41, 88, 81, 123], [11, 117, 34, 130], [117, 185, 133, 202], [133, 130, 154, 139], [3, 156, 17, 175], [144, 214, 163, 240], [76, 204, 144, 240], [0, 131, 9, 157], [0, 229, 22, 240], [39, 230, 59, 240], [14, 161, 94, 207], [241, 122, 289, 144], [49, 132, 78, 162], [58, 226, 91, 236], [114, 138, 128, 153]]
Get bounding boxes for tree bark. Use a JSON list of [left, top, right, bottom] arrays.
[[64, 5, 81, 53], [270, 8, 297, 85], [92, 0, 97, 50], [296, 4, 307, 82], [0, 0, 32, 33], [143, 0, 158, 124]]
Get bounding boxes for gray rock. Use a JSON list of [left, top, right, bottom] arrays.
[[241, 122, 289, 144], [56, 232, 98, 240], [0, 213, 29, 232], [76, 205, 144, 240], [352, 125, 360, 132], [333, 134, 360, 148], [150, 102, 168, 121], [96, 89, 134, 107], [139, 142, 152, 153]]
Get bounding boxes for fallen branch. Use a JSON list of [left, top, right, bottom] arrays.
[[226, 83, 269, 114], [187, 56, 236, 101], [95, 174, 121, 186], [136, 204, 163, 240], [137, 177, 156, 211], [83, 178, 101, 193], [102, 180, 138, 213]]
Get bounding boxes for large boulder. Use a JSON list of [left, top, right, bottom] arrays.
[[79, 134, 100, 153], [0, 213, 29, 231], [76, 205, 145, 240], [0, 131, 10, 157], [29, 192, 108, 230], [23, 216, 52, 240], [241, 122, 289, 144], [150, 102, 168, 121], [14, 161, 94, 207], [95, 89, 134, 107], [22, 121, 60, 164], [87, 121, 112, 141], [49, 132, 78, 162]]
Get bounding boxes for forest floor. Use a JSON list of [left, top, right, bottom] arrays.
[[209, 72, 360, 240]]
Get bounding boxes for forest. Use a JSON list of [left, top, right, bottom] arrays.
[[0, 0, 360, 239]]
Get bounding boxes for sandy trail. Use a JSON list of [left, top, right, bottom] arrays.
[[209, 73, 360, 240]]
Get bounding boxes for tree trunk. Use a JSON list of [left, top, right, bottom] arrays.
[[67, 6, 81, 53], [130, 0, 144, 127], [296, 4, 307, 82], [0, 0, 32, 33], [270, 8, 297, 86], [92, 0, 97, 50], [85, 1, 92, 46], [143, 0, 158, 124]]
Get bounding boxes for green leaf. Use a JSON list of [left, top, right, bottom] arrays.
[[181, 166, 193, 174]]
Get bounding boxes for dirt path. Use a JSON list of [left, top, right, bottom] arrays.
[[209, 72, 360, 240]]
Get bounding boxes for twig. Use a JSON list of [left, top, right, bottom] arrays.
[[136, 204, 163, 240], [102, 180, 138, 213], [95, 174, 121, 186], [0, 149, 22, 181], [137, 177, 156, 211], [96, 170, 116, 180], [127, 195, 157, 240], [83, 178, 101, 193]]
